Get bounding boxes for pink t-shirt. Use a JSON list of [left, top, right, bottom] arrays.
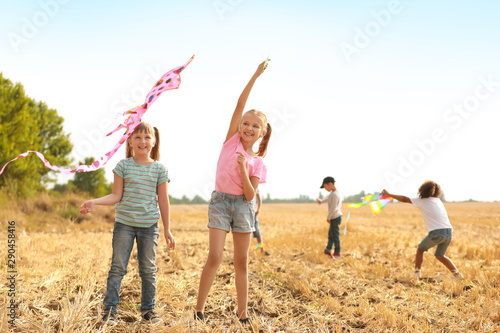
[[215, 133, 267, 195]]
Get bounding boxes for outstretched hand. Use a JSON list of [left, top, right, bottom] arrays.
[[381, 189, 390, 196], [80, 200, 95, 214], [254, 59, 270, 78]]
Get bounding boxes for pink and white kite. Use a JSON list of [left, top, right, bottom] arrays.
[[0, 55, 195, 176]]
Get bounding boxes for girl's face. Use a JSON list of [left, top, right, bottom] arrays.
[[129, 130, 155, 157], [239, 113, 265, 145]]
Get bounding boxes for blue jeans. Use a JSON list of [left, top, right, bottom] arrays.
[[253, 216, 261, 239], [326, 216, 342, 254], [104, 222, 159, 313]]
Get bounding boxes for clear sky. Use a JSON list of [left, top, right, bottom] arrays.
[[1, 0, 499, 202]]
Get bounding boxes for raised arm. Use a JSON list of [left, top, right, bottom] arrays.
[[381, 189, 411, 204], [80, 173, 124, 214], [225, 60, 269, 141]]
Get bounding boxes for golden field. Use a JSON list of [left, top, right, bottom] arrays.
[[1, 193, 500, 332]]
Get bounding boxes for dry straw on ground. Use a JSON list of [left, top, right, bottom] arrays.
[[1, 195, 500, 332]]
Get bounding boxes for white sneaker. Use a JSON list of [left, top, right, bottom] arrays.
[[453, 272, 463, 279], [413, 269, 421, 278]]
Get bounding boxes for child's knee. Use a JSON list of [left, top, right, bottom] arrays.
[[233, 252, 248, 268], [206, 251, 224, 267], [233, 255, 248, 271]]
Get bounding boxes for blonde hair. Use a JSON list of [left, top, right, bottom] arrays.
[[242, 109, 272, 157], [126, 122, 161, 160]]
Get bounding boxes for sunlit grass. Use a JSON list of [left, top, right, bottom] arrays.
[[0, 197, 499, 332]]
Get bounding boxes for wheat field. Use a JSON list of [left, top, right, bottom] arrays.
[[1, 194, 499, 332]]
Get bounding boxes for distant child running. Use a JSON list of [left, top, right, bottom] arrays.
[[195, 61, 272, 324], [80, 122, 175, 325], [382, 181, 463, 279], [317, 177, 342, 259], [251, 189, 269, 255]]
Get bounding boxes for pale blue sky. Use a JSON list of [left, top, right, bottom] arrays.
[[1, 0, 499, 201]]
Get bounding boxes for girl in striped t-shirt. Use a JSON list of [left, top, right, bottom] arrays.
[[80, 122, 174, 325]]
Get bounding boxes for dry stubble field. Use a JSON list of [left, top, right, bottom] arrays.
[[1, 196, 500, 332]]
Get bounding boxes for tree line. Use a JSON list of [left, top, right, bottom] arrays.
[[0, 73, 72, 197]]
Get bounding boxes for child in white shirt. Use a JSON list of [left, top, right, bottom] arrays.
[[382, 181, 463, 279]]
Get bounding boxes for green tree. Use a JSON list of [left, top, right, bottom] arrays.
[[0, 73, 73, 196], [35, 100, 73, 183], [72, 157, 110, 197], [343, 190, 366, 203], [180, 195, 191, 204], [191, 195, 207, 204], [168, 195, 181, 204]]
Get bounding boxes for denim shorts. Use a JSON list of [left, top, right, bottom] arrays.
[[208, 191, 255, 233], [418, 228, 453, 257]]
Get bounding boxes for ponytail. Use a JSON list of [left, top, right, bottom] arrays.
[[151, 127, 160, 161], [257, 123, 272, 157], [126, 134, 134, 158]]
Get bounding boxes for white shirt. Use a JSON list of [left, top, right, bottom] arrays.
[[411, 197, 452, 232], [322, 190, 342, 220]]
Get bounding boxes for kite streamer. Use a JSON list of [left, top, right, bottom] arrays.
[[0, 55, 195, 176], [343, 194, 393, 235]]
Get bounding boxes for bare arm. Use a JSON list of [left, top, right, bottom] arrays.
[[236, 152, 260, 201], [158, 181, 175, 249], [80, 173, 124, 214], [225, 61, 269, 141], [381, 189, 411, 204]]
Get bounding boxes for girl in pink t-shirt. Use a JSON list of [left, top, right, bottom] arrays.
[[195, 61, 272, 324]]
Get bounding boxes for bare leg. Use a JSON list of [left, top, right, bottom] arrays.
[[233, 232, 252, 319], [415, 247, 424, 269], [436, 255, 459, 273], [195, 228, 227, 313]]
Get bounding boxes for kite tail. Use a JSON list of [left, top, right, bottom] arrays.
[[343, 211, 351, 236], [106, 124, 129, 137], [0, 55, 195, 177]]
